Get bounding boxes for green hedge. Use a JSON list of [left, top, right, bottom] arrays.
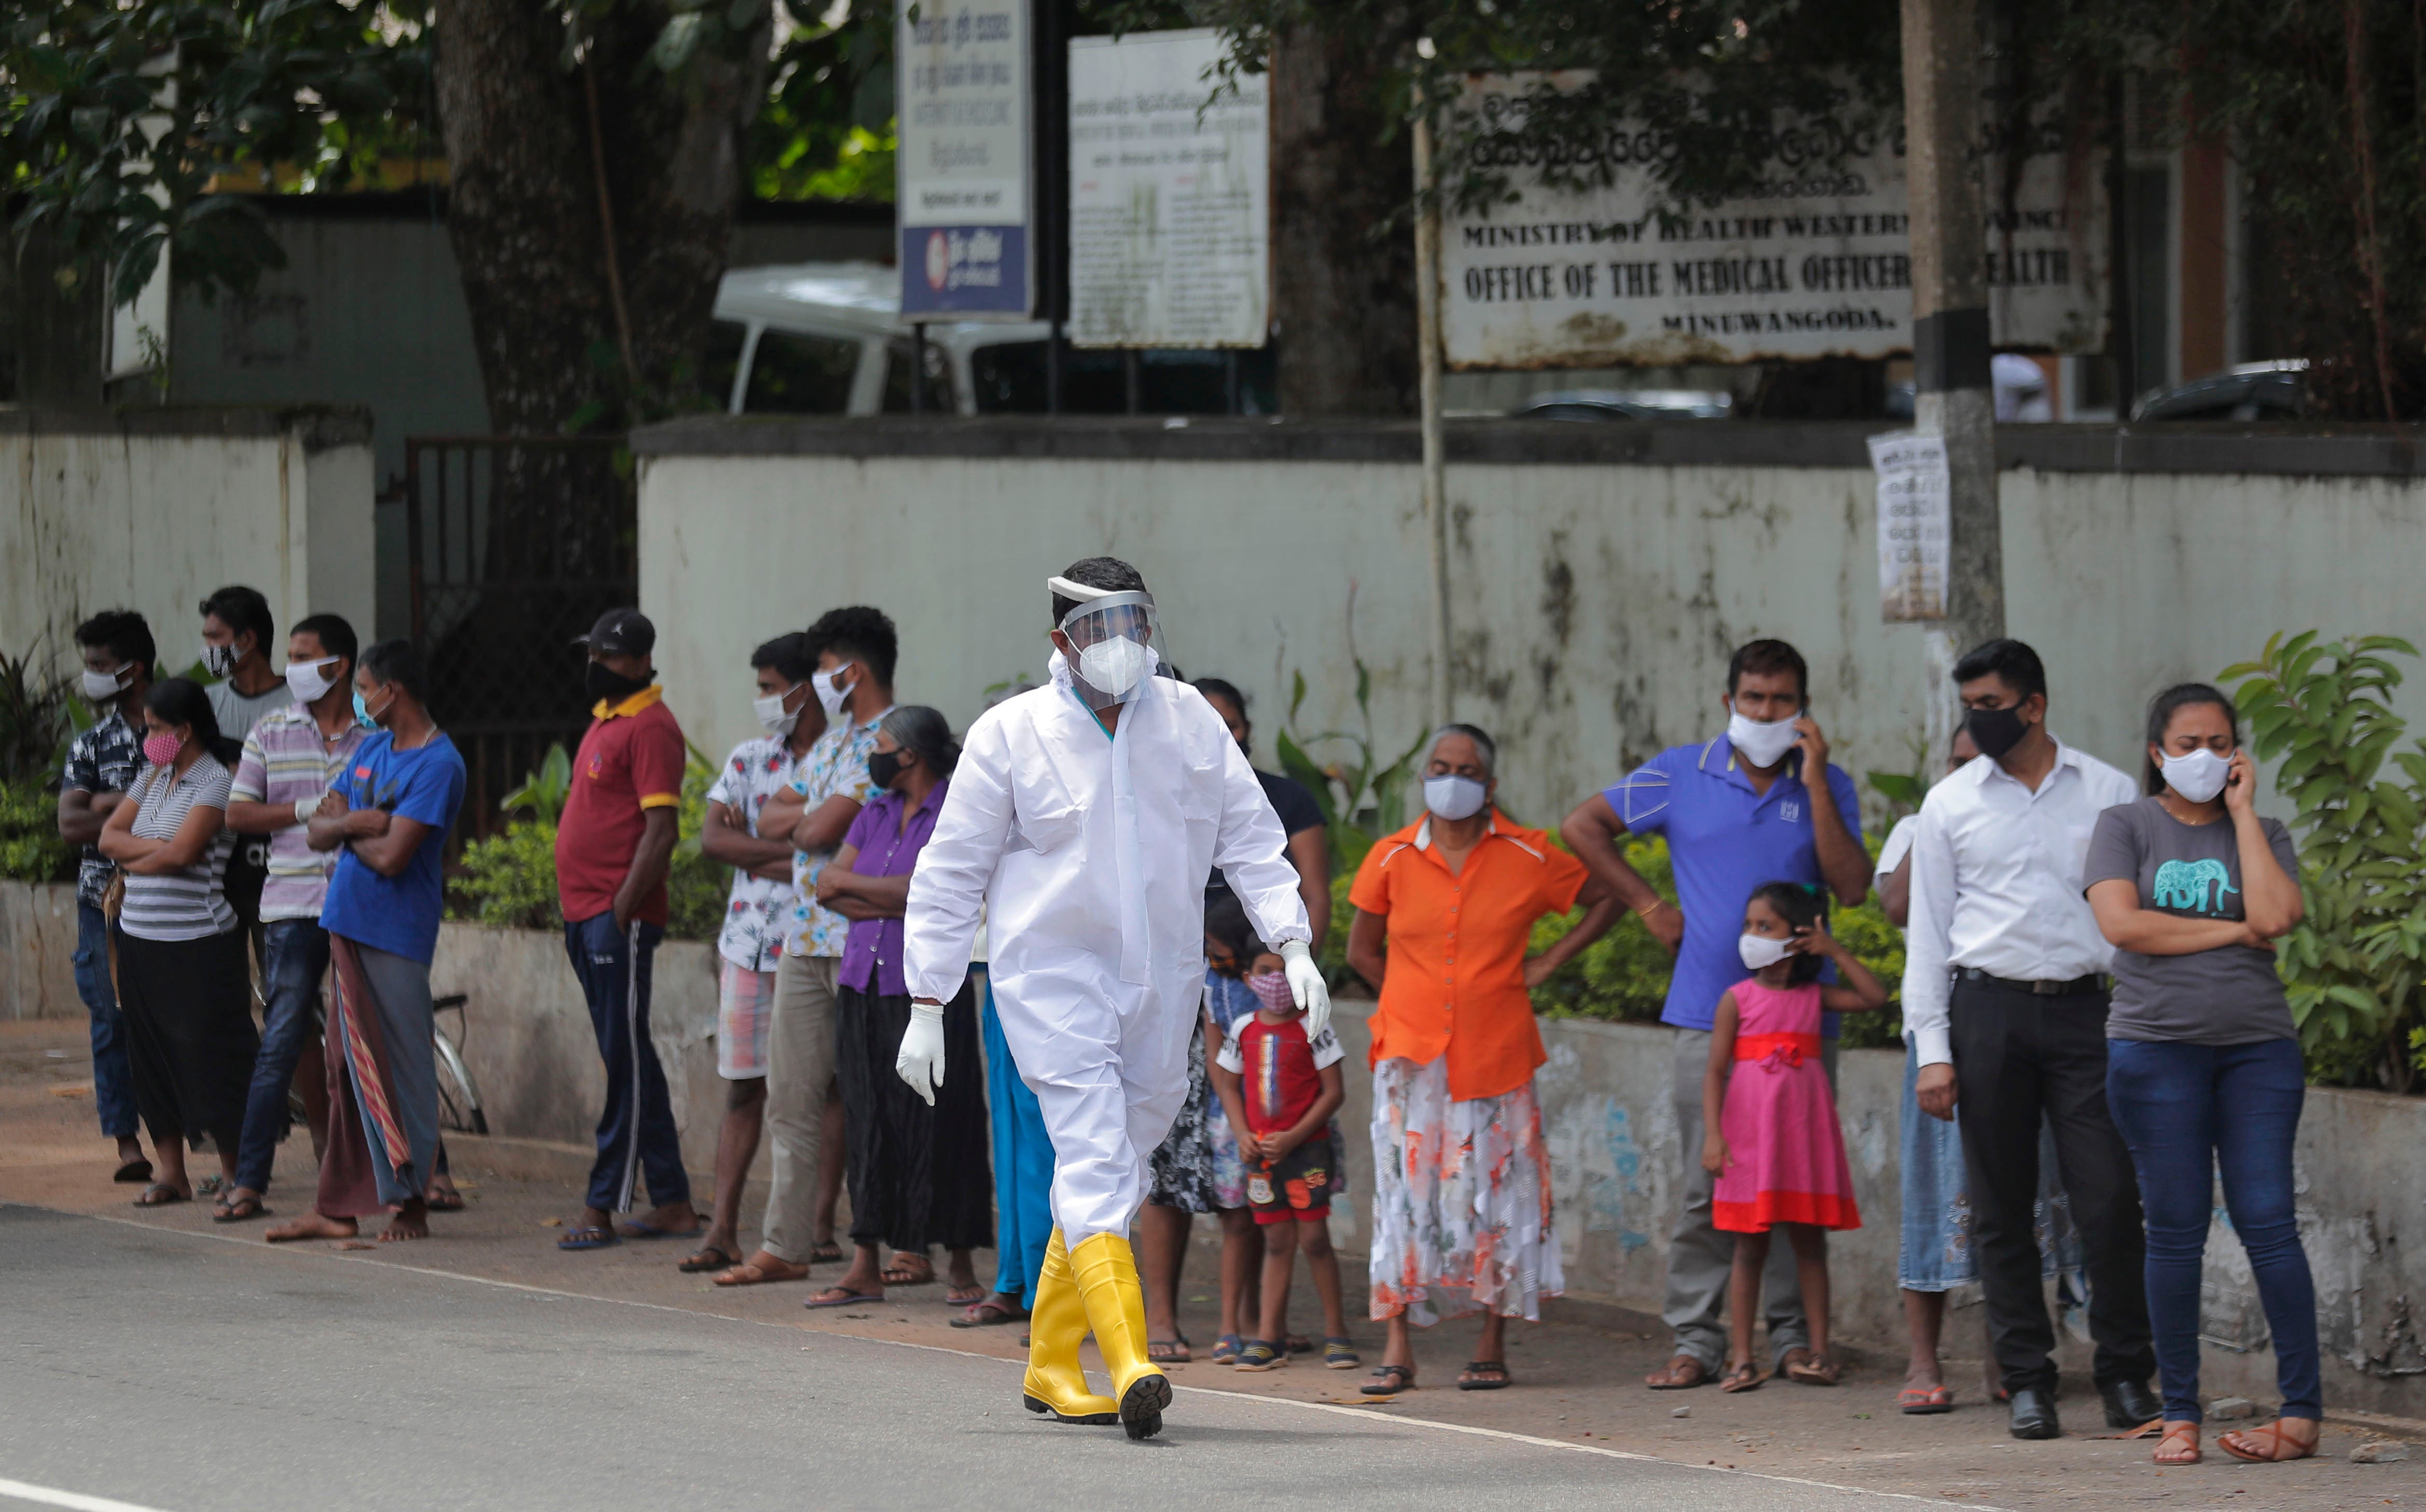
[[0, 779, 74, 885], [446, 754, 730, 940]]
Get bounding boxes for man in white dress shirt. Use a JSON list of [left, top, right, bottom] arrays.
[[1903, 639, 2158, 1440], [896, 556, 1325, 1441]]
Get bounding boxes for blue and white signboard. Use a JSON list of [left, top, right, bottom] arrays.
[[897, 0, 1034, 318]]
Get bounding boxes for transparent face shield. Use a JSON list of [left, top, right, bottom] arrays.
[[1053, 588, 1168, 711]]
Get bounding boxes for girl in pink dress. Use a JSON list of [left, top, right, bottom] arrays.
[[1702, 882, 1889, 1391]]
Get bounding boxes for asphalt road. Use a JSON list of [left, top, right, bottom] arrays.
[[0, 1202, 1976, 1512]]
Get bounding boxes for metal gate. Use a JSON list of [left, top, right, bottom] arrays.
[[404, 435, 634, 843]]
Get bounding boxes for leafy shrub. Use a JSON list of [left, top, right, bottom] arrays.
[[0, 779, 75, 884], [448, 819, 564, 931]]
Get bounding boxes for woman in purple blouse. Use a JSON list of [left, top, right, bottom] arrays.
[[807, 707, 993, 1309]]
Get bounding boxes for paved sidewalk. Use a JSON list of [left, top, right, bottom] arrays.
[[3, 1018, 2416, 1510]]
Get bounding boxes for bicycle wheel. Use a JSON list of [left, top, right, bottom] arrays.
[[433, 1026, 489, 1136]]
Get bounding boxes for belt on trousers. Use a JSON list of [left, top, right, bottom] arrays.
[[1734, 1031, 1821, 1070], [1953, 967, 2104, 997]]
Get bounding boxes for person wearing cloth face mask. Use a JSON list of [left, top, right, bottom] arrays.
[[2085, 685, 2317, 1466], [200, 586, 290, 968], [899, 556, 1321, 1439], [1348, 725, 1621, 1395], [809, 707, 992, 1309], [672, 632, 828, 1276], [266, 640, 466, 1245], [57, 610, 158, 1184], [716, 607, 898, 1290], [98, 678, 254, 1206], [1560, 639, 1870, 1394], [1902, 638, 2157, 1441], [214, 614, 369, 1224], [552, 608, 702, 1252]]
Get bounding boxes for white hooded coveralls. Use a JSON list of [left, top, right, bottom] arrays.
[[902, 674, 1310, 1242]]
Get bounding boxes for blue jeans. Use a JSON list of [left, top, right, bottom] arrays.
[[982, 973, 1052, 1308], [233, 919, 330, 1195], [564, 912, 689, 1214], [2106, 1036, 2321, 1423], [73, 901, 137, 1141]]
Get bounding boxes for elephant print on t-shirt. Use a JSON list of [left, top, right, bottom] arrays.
[[2152, 857, 2238, 914]]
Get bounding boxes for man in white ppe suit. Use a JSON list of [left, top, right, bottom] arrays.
[[897, 556, 1327, 1440]]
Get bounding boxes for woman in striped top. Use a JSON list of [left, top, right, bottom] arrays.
[[99, 678, 258, 1206]]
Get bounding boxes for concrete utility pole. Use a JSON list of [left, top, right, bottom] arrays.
[[1900, 0, 2005, 733], [1412, 104, 1453, 729]]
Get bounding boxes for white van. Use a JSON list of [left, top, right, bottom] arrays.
[[709, 261, 1050, 417], [708, 261, 1271, 417]]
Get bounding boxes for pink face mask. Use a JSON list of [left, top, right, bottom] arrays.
[[142, 732, 183, 766], [1246, 969, 1296, 1015]]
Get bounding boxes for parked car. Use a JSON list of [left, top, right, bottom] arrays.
[[2130, 359, 2308, 422], [708, 262, 1274, 417], [1509, 389, 1735, 421]]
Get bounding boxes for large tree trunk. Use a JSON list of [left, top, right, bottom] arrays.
[[1268, 22, 1418, 417], [432, 0, 768, 433]]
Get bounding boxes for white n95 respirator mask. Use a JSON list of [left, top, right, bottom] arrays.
[[1050, 577, 1167, 712]]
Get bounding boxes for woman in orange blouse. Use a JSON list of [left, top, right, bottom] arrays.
[[1344, 725, 1621, 1394]]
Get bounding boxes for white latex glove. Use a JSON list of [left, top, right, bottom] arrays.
[[896, 1002, 947, 1105], [1279, 939, 1331, 1039]]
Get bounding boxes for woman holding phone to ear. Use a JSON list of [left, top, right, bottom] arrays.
[[2085, 684, 2316, 1468]]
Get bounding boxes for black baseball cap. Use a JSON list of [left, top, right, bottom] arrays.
[[577, 608, 655, 657]]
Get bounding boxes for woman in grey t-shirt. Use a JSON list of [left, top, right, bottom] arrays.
[[97, 678, 258, 1209], [2084, 683, 2315, 1466]]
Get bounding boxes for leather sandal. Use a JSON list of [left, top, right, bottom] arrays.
[[2154, 1420, 2202, 1465], [1718, 1358, 1764, 1393], [2218, 1419, 2319, 1463]]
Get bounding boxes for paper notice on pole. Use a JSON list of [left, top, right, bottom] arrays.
[[1872, 431, 1950, 622], [1066, 29, 1269, 348], [896, 0, 1033, 319]]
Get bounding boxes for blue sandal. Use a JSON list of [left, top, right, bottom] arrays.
[[1209, 1334, 1243, 1364], [1233, 1339, 1287, 1372], [1324, 1336, 1361, 1369], [557, 1224, 618, 1251]]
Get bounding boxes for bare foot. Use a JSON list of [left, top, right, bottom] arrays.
[[631, 1201, 701, 1238], [266, 1211, 359, 1243], [713, 1250, 812, 1287], [380, 1200, 430, 1243]]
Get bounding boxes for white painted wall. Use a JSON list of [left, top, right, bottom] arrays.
[[639, 449, 2426, 825], [0, 417, 376, 678]]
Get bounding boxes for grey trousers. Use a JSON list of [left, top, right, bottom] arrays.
[[758, 952, 840, 1265], [1663, 1026, 1840, 1369]]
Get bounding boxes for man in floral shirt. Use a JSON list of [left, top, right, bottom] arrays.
[[676, 633, 825, 1275], [713, 607, 896, 1288], [54, 610, 156, 1182]]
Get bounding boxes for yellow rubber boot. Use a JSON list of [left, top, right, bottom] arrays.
[[1020, 1229, 1120, 1424], [1069, 1230, 1172, 1440]]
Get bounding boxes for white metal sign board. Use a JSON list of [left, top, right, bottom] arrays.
[[1871, 430, 1951, 623], [1067, 29, 1270, 348], [1443, 73, 2106, 367], [897, 0, 1033, 319]]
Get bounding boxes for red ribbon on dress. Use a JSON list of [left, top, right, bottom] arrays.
[[1734, 1031, 1822, 1072]]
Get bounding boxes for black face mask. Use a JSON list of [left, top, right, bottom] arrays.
[[586, 661, 651, 706], [1964, 703, 2031, 760], [867, 749, 908, 792]]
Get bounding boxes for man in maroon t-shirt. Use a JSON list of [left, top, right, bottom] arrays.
[[553, 608, 700, 1251]]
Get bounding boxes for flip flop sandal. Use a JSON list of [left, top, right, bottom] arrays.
[[1718, 1362, 1765, 1394], [677, 1245, 739, 1274], [424, 1189, 467, 1213], [1147, 1338, 1191, 1364], [1324, 1337, 1361, 1370], [1898, 1385, 1956, 1414], [618, 1219, 691, 1240], [1284, 1333, 1312, 1355], [196, 1175, 225, 1196], [212, 1191, 269, 1224], [713, 1260, 810, 1287], [1785, 1354, 1842, 1386], [1457, 1361, 1511, 1391], [950, 1299, 1025, 1328], [1646, 1356, 1711, 1390], [134, 1184, 190, 1208], [811, 1242, 844, 1263], [805, 1288, 884, 1310], [1360, 1364, 1416, 1397], [880, 1258, 936, 1285], [1209, 1335, 1243, 1364], [556, 1225, 618, 1251], [943, 1285, 988, 1307], [113, 1158, 155, 1184]]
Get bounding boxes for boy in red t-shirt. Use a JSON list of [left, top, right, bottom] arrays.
[[1212, 955, 1351, 1372]]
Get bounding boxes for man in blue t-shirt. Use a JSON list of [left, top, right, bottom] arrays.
[[267, 639, 467, 1246], [1560, 639, 1870, 1390]]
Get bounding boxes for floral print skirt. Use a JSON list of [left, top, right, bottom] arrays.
[[1368, 1056, 1562, 1325], [1146, 1031, 1247, 1214]]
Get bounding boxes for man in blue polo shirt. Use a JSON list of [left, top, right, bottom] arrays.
[[1561, 638, 1870, 1390]]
